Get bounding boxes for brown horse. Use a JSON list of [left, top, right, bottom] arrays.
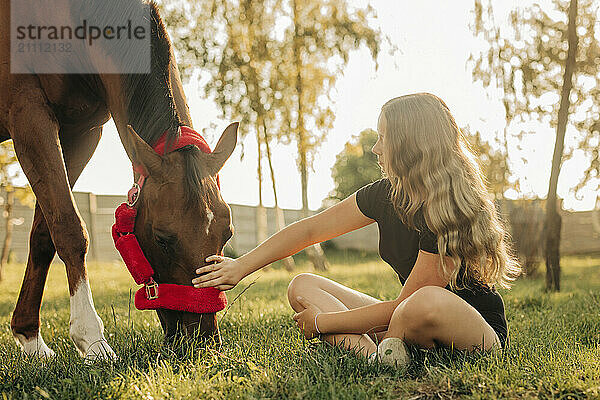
[[0, 0, 237, 360]]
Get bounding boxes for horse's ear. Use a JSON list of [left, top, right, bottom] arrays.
[[207, 122, 238, 175], [124, 125, 163, 176]]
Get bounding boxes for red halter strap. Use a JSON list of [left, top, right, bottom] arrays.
[[112, 126, 227, 314]]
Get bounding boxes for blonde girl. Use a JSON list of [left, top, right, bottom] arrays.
[[193, 93, 520, 367]]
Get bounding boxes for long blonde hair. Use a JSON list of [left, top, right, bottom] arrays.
[[380, 93, 520, 288]]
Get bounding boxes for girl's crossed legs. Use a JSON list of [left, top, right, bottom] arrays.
[[287, 273, 501, 358], [288, 273, 382, 357]]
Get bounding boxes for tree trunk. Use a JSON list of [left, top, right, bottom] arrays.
[[292, 0, 327, 271], [256, 125, 268, 244], [544, 0, 578, 292], [263, 120, 295, 271], [0, 190, 14, 279]]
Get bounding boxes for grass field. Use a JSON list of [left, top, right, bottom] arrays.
[[0, 251, 599, 399]]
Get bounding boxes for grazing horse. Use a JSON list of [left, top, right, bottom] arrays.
[[0, 0, 237, 359]]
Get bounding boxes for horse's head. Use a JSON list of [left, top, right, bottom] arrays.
[[121, 123, 238, 343]]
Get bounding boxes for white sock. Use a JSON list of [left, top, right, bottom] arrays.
[[377, 337, 410, 369]]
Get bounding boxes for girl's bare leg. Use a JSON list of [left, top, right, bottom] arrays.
[[386, 286, 501, 350], [287, 273, 382, 357]]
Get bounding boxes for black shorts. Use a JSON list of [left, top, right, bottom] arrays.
[[447, 285, 508, 348]]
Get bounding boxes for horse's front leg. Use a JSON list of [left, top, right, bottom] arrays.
[[59, 126, 116, 361], [8, 94, 114, 360]]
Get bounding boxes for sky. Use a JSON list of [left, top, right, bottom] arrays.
[[65, 0, 598, 211]]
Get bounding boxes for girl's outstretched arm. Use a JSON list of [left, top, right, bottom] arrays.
[[192, 193, 374, 291]]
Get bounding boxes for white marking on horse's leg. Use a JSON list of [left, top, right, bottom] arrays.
[[205, 210, 214, 235], [13, 331, 55, 358], [69, 279, 116, 361]]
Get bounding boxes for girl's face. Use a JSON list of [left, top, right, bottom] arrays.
[[372, 112, 386, 171]]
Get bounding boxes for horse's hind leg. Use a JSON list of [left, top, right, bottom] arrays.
[[8, 95, 113, 359], [11, 204, 57, 357]]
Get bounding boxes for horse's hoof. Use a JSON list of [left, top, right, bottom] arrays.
[[28, 345, 56, 360], [83, 339, 117, 364], [13, 332, 56, 359]]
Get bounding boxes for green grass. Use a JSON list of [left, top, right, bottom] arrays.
[[0, 251, 599, 399]]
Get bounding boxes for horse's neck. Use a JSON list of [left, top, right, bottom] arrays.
[[100, 75, 143, 148], [97, 1, 188, 145]]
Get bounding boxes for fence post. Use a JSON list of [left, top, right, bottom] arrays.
[[88, 192, 98, 262]]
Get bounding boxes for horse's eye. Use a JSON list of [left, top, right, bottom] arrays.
[[154, 231, 176, 252], [156, 237, 170, 251]]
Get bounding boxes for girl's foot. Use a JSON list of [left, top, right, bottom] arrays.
[[374, 337, 410, 369]]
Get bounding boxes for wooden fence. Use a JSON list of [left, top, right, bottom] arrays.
[[0, 191, 597, 263]]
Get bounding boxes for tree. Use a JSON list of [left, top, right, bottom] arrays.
[[470, 0, 599, 291], [463, 128, 546, 276], [0, 141, 35, 280], [463, 128, 513, 201], [262, 119, 296, 270], [329, 129, 379, 202], [281, 0, 381, 270], [162, 0, 382, 270], [544, 0, 579, 292], [163, 0, 272, 243]]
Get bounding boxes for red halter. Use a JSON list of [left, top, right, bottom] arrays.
[[112, 126, 227, 314]]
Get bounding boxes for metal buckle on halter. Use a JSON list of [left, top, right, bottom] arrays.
[[145, 278, 159, 300], [127, 183, 141, 207]]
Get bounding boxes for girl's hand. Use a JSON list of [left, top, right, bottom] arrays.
[[292, 297, 322, 339], [192, 255, 244, 291]]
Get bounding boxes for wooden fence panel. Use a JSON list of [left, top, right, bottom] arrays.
[[0, 190, 598, 263]]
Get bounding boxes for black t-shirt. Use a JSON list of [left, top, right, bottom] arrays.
[[356, 179, 438, 284], [356, 179, 418, 283], [355, 178, 484, 290]]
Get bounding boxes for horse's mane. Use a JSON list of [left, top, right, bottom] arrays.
[[122, 2, 181, 146], [176, 145, 218, 207]]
